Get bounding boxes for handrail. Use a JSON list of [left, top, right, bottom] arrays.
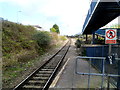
[[75, 56, 120, 89]]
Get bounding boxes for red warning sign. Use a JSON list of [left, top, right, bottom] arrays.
[[105, 29, 117, 44]]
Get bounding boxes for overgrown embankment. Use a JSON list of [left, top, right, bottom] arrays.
[[2, 20, 67, 87]]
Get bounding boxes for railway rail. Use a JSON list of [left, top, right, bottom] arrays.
[[13, 40, 71, 90]]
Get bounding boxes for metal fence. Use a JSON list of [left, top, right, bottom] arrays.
[[85, 45, 120, 72], [81, 45, 120, 88], [75, 56, 120, 89]]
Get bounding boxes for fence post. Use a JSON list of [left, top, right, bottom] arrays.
[[117, 60, 120, 89]]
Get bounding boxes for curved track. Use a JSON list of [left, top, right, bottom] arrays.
[[13, 40, 71, 90]]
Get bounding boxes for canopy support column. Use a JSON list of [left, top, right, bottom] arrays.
[[92, 31, 95, 44]]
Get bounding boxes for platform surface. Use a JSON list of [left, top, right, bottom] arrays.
[[50, 39, 114, 89]]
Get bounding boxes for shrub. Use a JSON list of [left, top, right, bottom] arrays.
[[33, 31, 52, 50], [75, 39, 82, 48], [17, 51, 38, 62]]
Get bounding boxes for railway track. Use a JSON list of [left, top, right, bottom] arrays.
[[13, 40, 71, 90]]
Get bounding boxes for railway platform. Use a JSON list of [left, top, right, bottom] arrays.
[[50, 39, 114, 89]]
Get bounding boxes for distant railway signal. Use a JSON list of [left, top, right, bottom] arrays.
[[105, 29, 117, 44]]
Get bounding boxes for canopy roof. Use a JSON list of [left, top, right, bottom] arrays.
[[82, 0, 120, 34]]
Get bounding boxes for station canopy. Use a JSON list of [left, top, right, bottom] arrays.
[[82, 0, 120, 34]]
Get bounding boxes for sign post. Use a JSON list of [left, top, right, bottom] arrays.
[[105, 29, 118, 88]]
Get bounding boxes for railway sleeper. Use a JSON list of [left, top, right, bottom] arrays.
[[43, 64, 55, 67], [50, 58, 61, 61], [59, 52, 66, 56], [22, 85, 43, 89], [45, 65, 57, 67], [32, 76, 49, 80], [24, 81, 46, 86], [35, 73, 51, 77], [56, 54, 62, 56], [39, 70, 53, 73], [24, 83, 44, 88], [28, 80, 45, 84], [31, 76, 49, 80], [46, 63, 57, 66], [45, 64, 57, 67], [43, 67, 55, 69], [51, 61, 61, 63], [41, 68, 54, 71], [49, 57, 60, 61], [29, 78, 47, 82]]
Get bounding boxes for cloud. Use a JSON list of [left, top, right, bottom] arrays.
[[2, 0, 119, 35], [37, 0, 90, 34], [1, 0, 90, 35]]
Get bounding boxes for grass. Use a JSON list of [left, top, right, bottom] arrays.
[[59, 36, 67, 41], [2, 41, 65, 87], [2, 20, 68, 88], [3, 65, 24, 82], [3, 45, 58, 87], [3, 56, 40, 85]]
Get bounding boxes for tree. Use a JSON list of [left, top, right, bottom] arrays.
[[50, 27, 56, 33], [50, 24, 60, 34], [110, 24, 120, 28]]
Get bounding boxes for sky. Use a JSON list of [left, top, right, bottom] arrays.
[[0, 0, 119, 35], [0, 0, 91, 35]]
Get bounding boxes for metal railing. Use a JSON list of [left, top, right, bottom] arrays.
[[75, 56, 120, 89]]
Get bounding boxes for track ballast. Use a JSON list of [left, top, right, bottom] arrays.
[[13, 41, 70, 90]]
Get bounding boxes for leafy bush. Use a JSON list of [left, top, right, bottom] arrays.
[[33, 31, 52, 52], [17, 51, 38, 62], [50, 24, 60, 34], [75, 39, 82, 48]]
